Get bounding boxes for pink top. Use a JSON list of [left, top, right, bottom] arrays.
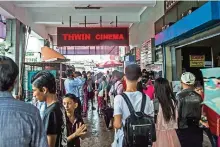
[[143, 83, 155, 100]]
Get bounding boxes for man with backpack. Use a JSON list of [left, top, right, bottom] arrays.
[[176, 72, 203, 147], [113, 64, 155, 147]]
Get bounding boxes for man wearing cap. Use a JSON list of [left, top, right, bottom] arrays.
[[176, 72, 203, 147]]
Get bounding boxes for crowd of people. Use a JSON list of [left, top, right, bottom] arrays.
[[0, 55, 219, 147]]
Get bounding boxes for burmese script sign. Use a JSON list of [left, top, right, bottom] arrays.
[[57, 27, 129, 46], [189, 55, 205, 67]]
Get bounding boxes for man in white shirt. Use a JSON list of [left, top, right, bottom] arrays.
[[113, 64, 154, 146]]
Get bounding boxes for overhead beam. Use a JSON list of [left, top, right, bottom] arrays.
[[15, 1, 156, 7], [33, 13, 140, 24], [0, 1, 48, 39]]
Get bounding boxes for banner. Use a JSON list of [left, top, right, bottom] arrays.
[[201, 68, 220, 115], [57, 27, 129, 46]]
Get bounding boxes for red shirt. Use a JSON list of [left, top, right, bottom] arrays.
[[143, 85, 154, 100]]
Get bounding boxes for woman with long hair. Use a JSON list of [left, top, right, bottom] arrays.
[[153, 78, 181, 147], [82, 73, 89, 117], [97, 76, 108, 114], [63, 93, 87, 147]]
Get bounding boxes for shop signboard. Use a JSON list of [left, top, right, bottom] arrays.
[[125, 55, 135, 62], [201, 68, 220, 115], [25, 52, 41, 62], [189, 55, 205, 67], [141, 38, 155, 69], [57, 27, 129, 46]]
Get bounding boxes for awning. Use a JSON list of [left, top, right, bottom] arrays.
[[41, 46, 66, 61], [155, 1, 220, 46], [97, 60, 123, 68]]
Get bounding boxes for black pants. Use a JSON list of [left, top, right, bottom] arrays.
[[177, 126, 203, 147]]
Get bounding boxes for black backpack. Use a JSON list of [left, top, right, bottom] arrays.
[[121, 93, 156, 147]]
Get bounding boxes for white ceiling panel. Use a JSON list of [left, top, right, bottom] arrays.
[[9, 1, 156, 36]]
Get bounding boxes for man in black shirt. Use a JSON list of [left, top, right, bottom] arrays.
[[176, 72, 203, 147], [31, 71, 67, 147]]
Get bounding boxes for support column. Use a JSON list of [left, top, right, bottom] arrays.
[[164, 46, 172, 82], [5, 19, 26, 96], [176, 48, 182, 80], [171, 46, 177, 81]]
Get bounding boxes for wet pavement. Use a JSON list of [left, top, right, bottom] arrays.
[[81, 101, 211, 147], [81, 101, 114, 147]]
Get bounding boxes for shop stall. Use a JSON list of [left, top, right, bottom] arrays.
[[23, 59, 72, 102]]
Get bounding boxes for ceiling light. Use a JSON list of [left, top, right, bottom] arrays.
[[75, 5, 102, 10]]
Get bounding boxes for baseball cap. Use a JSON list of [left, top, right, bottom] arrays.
[[181, 72, 196, 85]]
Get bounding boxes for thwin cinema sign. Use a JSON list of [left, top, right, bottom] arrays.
[[57, 27, 129, 46]]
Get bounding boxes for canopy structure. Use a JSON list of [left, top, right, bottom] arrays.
[[41, 46, 67, 61], [97, 60, 123, 68]]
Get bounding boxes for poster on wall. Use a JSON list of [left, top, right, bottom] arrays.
[[189, 55, 205, 67], [201, 68, 220, 114]]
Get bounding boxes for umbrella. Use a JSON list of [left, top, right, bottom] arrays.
[[201, 68, 220, 115], [98, 60, 123, 68]]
